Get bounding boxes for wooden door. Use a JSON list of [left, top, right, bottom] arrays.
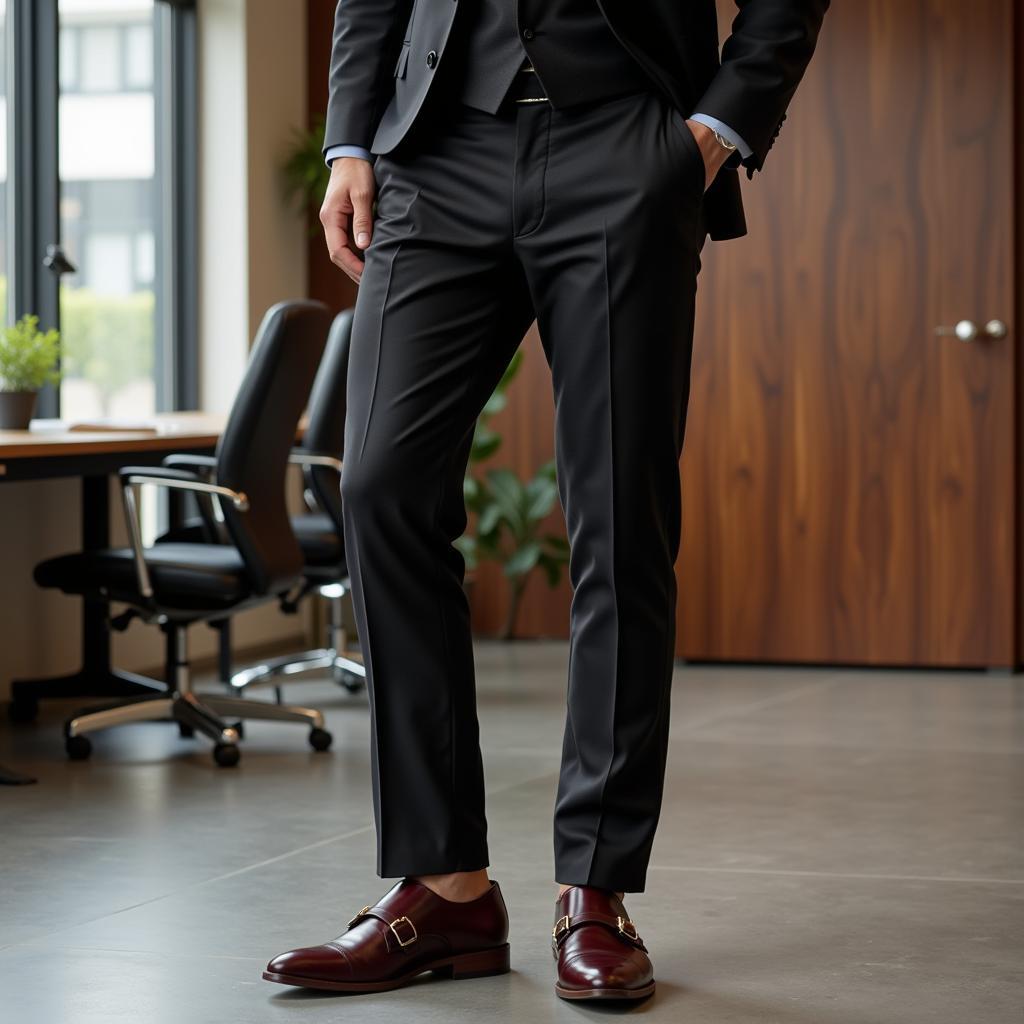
[[678, 0, 1019, 667]]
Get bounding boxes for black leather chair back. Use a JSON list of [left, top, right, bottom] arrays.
[[301, 308, 352, 531], [215, 300, 331, 595]]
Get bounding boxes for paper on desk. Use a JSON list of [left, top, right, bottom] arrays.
[[29, 417, 161, 434]]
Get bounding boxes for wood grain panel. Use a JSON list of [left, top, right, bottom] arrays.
[[307, 0, 359, 316], [678, 0, 1017, 666]]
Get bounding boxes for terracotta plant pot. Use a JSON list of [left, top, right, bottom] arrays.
[[0, 391, 38, 430]]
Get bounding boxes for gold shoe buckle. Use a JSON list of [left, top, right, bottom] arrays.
[[552, 915, 571, 943], [618, 916, 640, 942], [388, 915, 418, 948], [347, 905, 370, 928]]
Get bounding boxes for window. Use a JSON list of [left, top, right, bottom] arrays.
[[7, 0, 196, 420], [0, 0, 8, 327], [60, 1, 158, 419]]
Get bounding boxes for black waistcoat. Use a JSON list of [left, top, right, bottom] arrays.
[[457, 0, 649, 113]]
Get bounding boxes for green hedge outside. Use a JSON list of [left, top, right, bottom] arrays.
[[0, 277, 155, 410]]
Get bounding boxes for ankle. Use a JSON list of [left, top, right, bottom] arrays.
[[411, 870, 491, 903]]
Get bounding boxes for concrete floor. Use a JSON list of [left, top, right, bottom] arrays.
[[1, 640, 1022, 1023]]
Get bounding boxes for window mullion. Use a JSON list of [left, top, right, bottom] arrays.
[[11, 0, 61, 416]]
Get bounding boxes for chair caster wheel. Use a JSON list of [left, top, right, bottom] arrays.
[[337, 671, 364, 694], [8, 697, 39, 724], [213, 743, 240, 768], [66, 735, 92, 761], [309, 728, 333, 752], [178, 723, 195, 738]]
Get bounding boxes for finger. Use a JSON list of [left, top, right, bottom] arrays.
[[349, 182, 375, 251], [322, 214, 365, 282]]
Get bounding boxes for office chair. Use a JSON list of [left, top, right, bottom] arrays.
[[159, 309, 366, 698], [33, 300, 334, 767], [229, 307, 365, 694]]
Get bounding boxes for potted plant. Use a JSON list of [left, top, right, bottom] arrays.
[[0, 315, 62, 429], [457, 351, 571, 639], [283, 115, 332, 232]]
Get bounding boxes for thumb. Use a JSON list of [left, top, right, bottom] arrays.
[[351, 195, 374, 250]]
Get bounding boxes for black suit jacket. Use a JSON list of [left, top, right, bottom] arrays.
[[323, 0, 829, 240]]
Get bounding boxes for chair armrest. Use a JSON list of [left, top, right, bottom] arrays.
[[289, 448, 343, 473], [163, 453, 218, 475], [119, 466, 250, 511], [117, 467, 249, 600], [160, 455, 223, 541]]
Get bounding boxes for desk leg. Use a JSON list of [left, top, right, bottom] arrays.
[[8, 474, 164, 723]]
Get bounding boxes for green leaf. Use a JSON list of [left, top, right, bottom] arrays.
[[542, 534, 571, 552], [481, 391, 507, 418], [538, 552, 565, 587], [504, 541, 541, 578], [470, 430, 502, 462], [0, 315, 62, 392], [485, 469, 528, 535], [478, 502, 503, 536], [524, 474, 559, 521]]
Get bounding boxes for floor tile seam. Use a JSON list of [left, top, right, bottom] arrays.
[[647, 864, 1024, 885], [0, 942, 266, 962], [665, 734, 1024, 756], [669, 676, 847, 731], [5, 769, 563, 949]]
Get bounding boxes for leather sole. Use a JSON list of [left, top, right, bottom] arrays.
[[554, 979, 656, 1002], [262, 943, 511, 993]]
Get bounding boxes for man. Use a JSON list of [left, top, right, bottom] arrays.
[[264, 0, 828, 1002]]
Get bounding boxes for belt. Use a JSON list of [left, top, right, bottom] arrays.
[[510, 64, 549, 105]]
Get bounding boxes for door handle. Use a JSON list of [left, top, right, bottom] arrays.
[[934, 319, 1008, 343]]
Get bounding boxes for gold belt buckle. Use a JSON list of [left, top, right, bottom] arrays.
[[347, 905, 371, 928], [388, 915, 418, 948], [514, 66, 548, 104]]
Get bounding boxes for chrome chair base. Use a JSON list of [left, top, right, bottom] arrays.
[[64, 625, 332, 767], [228, 580, 366, 695], [230, 648, 365, 691]]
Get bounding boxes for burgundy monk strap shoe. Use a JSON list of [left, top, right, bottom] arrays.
[[263, 878, 511, 993], [552, 885, 655, 1001]]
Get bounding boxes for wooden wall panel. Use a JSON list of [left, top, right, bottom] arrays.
[[307, 0, 359, 317], [679, 0, 1017, 666], [306, 1, 1020, 661]]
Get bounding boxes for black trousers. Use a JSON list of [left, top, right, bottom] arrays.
[[341, 82, 706, 893]]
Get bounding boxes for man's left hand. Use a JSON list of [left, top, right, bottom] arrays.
[[684, 118, 732, 191]]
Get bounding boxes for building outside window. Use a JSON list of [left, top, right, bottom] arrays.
[[0, 0, 8, 327], [58, 0, 160, 420]]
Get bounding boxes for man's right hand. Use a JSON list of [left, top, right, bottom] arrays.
[[320, 156, 377, 285]]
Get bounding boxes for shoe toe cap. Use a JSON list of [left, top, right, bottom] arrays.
[[560, 951, 652, 992], [265, 943, 353, 982]]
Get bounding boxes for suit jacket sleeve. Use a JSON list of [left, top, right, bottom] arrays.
[[322, 0, 414, 156], [694, 0, 830, 175]]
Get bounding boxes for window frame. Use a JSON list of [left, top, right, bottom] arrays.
[[5, 0, 198, 417]]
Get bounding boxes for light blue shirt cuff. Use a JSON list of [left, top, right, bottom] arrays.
[[689, 114, 752, 160], [325, 144, 373, 166]]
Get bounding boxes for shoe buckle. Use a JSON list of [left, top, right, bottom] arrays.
[[347, 905, 370, 928], [552, 915, 571, 943], [388, 915, 418, 948], [618, 916, 640, 942]]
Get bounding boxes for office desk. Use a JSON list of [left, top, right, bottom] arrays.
[[1, 413, 228, 783]]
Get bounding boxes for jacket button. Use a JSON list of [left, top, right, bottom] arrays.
[[426, 49, 437, 68], [522, 27, 534, 40]]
